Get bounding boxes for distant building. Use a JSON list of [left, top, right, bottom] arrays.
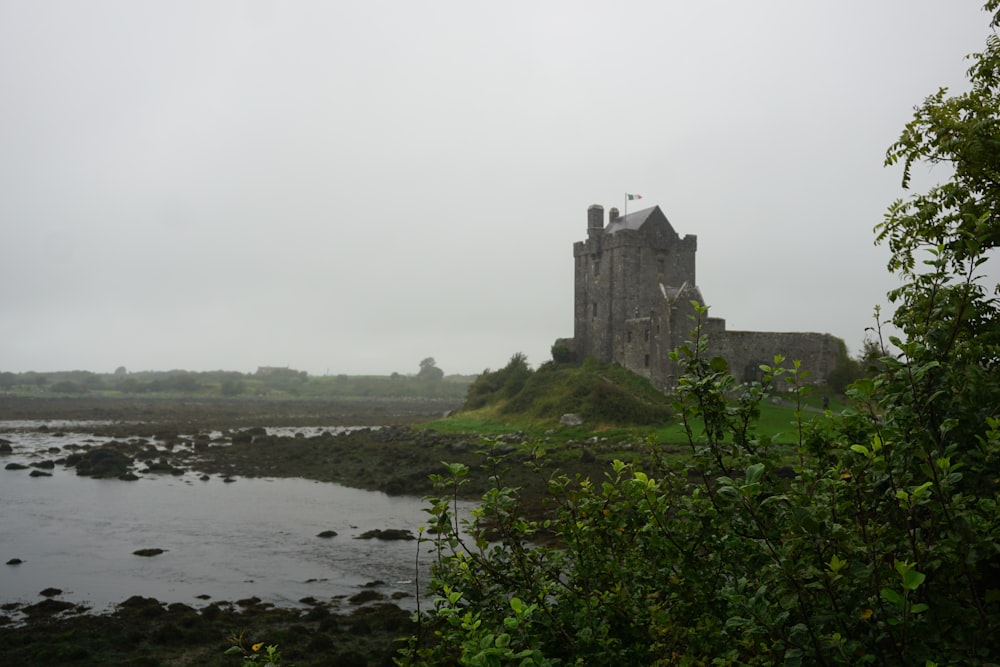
[[560, 204, 842, 390]]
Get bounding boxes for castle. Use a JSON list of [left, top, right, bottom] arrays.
[[563, 203, 843, 390]]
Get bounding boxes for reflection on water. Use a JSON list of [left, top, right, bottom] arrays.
[[0, 421, 470, 614]]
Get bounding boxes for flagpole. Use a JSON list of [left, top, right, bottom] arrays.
[[624, 192, 627, 220]]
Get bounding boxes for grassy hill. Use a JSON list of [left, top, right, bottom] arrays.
[[460, 354, 672, 424]]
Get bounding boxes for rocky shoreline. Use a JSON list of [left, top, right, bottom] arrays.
[[0, 396, 466, 666], [2, 591, 415, 666]]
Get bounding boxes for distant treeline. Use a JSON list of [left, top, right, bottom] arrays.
[[0, 367, 476, 401]]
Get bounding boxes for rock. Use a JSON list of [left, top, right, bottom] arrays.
[[133, 548, 166, 557], [355, 528, 415, 541], [141, 460, 185, 475], [0, 441, 12, 454], [316, 530, 338, 538], [4, 463, 28, 470], [29, 470, 52, 477], [117, 596, 165, 618], [348, 590, 386, 605], [6, 558, 23, 565], [32, 460, 55, 469], [23, 599, 76, 617], [236, 596, 264, 607], [39, 587, 63, 597], [232, 427, 267, 446], [65, 446, 134, 479], [560, 413, 584, 427], [231, 431, 253, 446]]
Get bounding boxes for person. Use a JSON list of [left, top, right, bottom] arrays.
[[822, 395, 829, 410]]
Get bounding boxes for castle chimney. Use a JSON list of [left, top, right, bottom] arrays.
[[609, 207, 620, 222], [587, 204, 604, 239]]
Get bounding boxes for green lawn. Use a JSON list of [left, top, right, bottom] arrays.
[[421, 393, 845, 448]]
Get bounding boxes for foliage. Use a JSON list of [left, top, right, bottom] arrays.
[[47, 380, 87, 394], [221, 378, 246, 396], [226, 631, 288, 666], [465, 353, 533, 410], [824, 338, 864, 394], [400, 9, 1000, 663], [0, 367, 474, 401], [403, 303, 999, 665], [550, 341, 575, 364], [461, 354, 671, 425], [419, 357, 446, 381]]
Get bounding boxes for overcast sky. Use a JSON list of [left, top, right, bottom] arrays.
[[1, 1, 996, 377]]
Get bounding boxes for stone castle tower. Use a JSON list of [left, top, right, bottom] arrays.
[[567, 204, 842, 390]]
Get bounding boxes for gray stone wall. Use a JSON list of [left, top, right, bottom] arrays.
[[718, 331, 843, 386]]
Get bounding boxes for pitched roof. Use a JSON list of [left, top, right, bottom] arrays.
[[604, 206, 660, 235]]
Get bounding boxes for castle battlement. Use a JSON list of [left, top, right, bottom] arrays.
[[568, 203, 841, 389]]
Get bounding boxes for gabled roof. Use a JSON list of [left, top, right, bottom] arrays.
[[604, 205, 662, 235]]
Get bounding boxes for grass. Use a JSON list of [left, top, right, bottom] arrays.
[[422, 393, 846, 448]]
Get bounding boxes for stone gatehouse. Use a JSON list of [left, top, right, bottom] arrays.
[[561, 203, 843, 390]]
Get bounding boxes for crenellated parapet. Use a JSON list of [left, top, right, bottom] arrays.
[[567, 202, 841, 390]]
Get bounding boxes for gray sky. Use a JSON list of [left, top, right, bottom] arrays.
[[1, 1, 996, 376]]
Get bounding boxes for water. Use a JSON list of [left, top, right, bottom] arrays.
[[0, 421, 470, 615]]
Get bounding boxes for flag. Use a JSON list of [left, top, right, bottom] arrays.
[[626, 193, 642, 200]]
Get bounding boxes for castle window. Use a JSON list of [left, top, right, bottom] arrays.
[[657, 257, 665, 273], [644, 354, 650, 367], [593, 260, 600, 275], [627, 330, 632, 343], [592, 302, 597, 317], [644, 328, 650, 342]]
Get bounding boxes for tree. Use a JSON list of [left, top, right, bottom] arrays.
[[879, 4, 1000, 378], [417, 357, 444, 381], [881, 5, 1000, 277]]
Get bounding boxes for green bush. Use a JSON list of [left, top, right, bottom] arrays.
[[462, 354, 671, 425], [550, 342, 574, 364]]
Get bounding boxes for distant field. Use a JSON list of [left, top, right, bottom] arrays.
[[0, 369, 476, 402]]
